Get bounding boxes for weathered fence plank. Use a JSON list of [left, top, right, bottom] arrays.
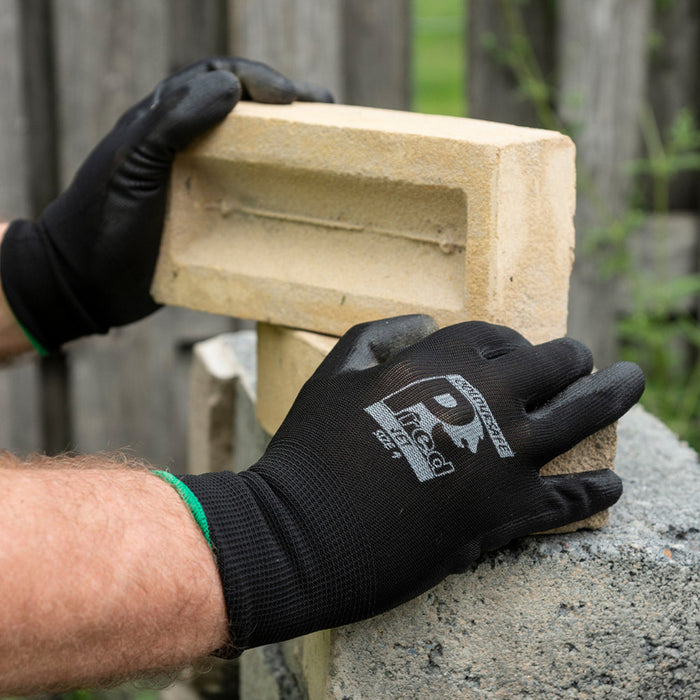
[[168, 0, 228, 73], [52, 0, 170, 183], [18, 0, 59, 216], [228, 0, 344, 100], [622, 213, 700, 314], [467, 0, 556, 128], [646, 0, 700, 211], [0, 0, 30, 218], [342, 0, 412, 109], [558, 0, 653, 366], [50, 0, 233, 468], [0, 0, 42, 454], [19, 0, 72, 455]]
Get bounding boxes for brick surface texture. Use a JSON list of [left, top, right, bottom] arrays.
[[153, 101, 576, 344]]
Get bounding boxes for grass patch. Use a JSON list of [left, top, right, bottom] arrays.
[[413, 0, 466, 116]]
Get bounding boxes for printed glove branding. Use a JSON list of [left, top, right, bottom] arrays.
[[365, 374, 514, 481]]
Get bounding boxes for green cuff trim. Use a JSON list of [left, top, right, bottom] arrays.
[[16, 319, 50, 356], [153, 470, 212, 548]]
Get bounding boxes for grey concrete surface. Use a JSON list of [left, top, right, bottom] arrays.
[[242, 406, 700, 699]]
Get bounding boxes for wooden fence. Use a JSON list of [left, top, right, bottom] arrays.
[[0, 0, 698, 464]]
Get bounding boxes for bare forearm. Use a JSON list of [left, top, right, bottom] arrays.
[[0, 452, 227, 695], [0, 222, 34, 361]]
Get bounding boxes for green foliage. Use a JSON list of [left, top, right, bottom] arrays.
[[412, 0, 466, 116], [414, 0, 700, 448], [618, 311, 700, 448], [0, 684, 161, 700], [477, 0, 559, 130], [582, 105, 700, 448], [617, 108, 700, 448], [630, 108, 700, 200], [582, 210, 647, 279]]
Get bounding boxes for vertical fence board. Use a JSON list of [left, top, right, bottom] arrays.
[[53, 0, 170, 183], [342, 0, 412, 109], [0, 0, 42, 454], [229, 0, 344, 100], [467, 0, 556, 127], [646, 0, 700, 211], [51, 0, 233, 469], [0, 0, 30, 218], [19, 0, 59, 215], [20, 0, 73, 454], [168, 0, 228, 72], [558, 0, 653, 365]]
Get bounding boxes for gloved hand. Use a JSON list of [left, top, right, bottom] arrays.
[[176, 316, 645, 655], [0, 57, 333, 354]]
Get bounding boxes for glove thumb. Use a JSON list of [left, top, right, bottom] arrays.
[[145, 69, 242, 152], [316, 315, 439, 376]]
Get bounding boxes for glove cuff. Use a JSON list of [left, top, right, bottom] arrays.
[[178, 469, 274, 656], [152, 470, 212, 547], [178, 444, 377, 654], [0, 219, 108, 352]]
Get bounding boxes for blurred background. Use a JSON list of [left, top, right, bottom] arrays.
[[0, 2, 698, 697], [2, 0, 698, 479], [1, 0, 698, 473]]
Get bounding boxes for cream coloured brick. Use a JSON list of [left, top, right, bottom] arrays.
[[256, 323, 616, 532], [256, 323, 338, 436], [153, 102, 575, 343]]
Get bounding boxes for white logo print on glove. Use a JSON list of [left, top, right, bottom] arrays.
[[365, 374, 514, 481]]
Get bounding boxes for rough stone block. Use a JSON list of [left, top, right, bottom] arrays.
[[256, 323, 616, 532], [188, 331, 267, 474], [153, 102, 575, 344], [240, 406, 700, 699]]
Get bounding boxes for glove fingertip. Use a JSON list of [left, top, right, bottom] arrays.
[[242, 71, 297, 104], [195, 69, 242, 117], [544, 469, 623, 523], [293, 81, 335, 103], [613, 360, 646, 405]]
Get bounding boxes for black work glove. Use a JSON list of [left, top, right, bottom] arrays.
[[1, 57, 333, 353], [178, 316, 645, 655]]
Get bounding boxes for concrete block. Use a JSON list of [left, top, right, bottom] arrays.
[[240, 406, 700, 699], [188, 331, 268, 474], [256, 323, 616, 532], [153, 102, 575, 344]]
